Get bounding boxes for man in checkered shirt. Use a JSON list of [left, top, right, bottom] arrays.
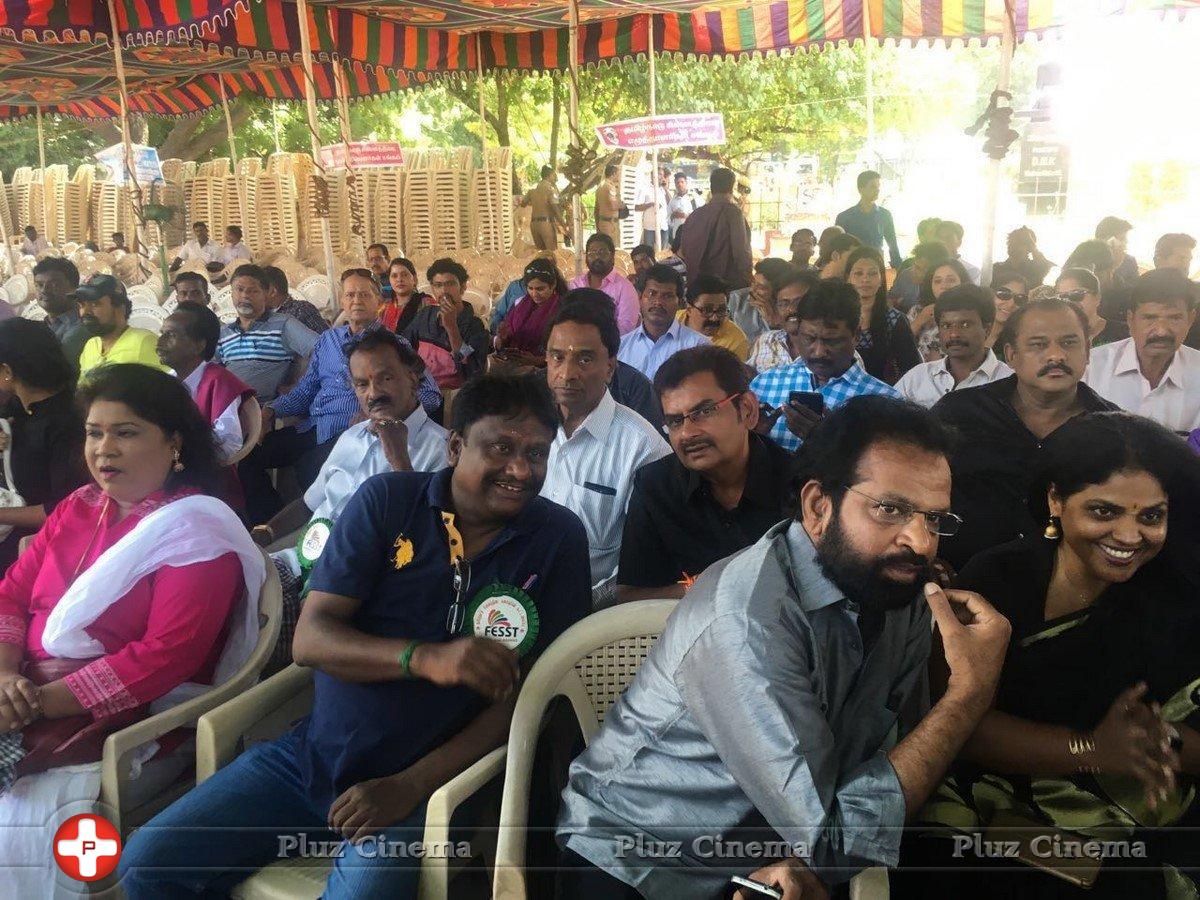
[[752, 279, 899, 451]]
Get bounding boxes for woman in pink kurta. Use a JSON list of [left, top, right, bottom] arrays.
[[0, 363, 265, 884]]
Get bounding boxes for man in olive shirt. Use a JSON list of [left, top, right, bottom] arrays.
[[525, 165, 564, 251], [617, 345, 792, 602], [594, 164, 624, 246]]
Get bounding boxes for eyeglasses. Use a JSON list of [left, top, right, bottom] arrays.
[[1055, 289, 1090, 303], [844, 485, 964, 536], [661, 393, 743, 433], [688, 302, 728, 319], [994, 287, 1028, 305]]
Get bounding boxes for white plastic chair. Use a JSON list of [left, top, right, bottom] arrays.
[[194, 663, 498, 900], [490, 599, 890, 900], [103, 548, 282, 837]]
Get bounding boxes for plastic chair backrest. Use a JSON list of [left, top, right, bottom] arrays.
[[492, 600, 677, 897], [225, 395, 263, 466]]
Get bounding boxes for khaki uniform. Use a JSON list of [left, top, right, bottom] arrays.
[[525, 178, 562, 250], [594, 180, 622, 244]]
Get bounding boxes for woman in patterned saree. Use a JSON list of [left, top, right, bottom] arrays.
[[0, 364, 265, 896], [896, 412, 1200, 899]]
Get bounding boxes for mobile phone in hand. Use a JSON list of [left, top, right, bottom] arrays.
[[788, 391, 825, 415], [729, 875, 784, 899]]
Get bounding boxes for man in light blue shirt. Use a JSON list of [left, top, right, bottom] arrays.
[[556, 396, 1011, 898], [752, 280, 899, 451], [835, 170, 902, 269], [617, 263, 709, 380]]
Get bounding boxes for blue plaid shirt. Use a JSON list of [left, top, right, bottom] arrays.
[[751, 360, 900, 451], [271, 323, 442, 444]]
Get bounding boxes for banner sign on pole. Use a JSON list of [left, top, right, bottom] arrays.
[[595, 113, 726, 151], [318, 141, 406, 169], [95, 143, 163, 185]]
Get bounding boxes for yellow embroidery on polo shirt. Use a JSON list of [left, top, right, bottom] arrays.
[[393, 536, 414, 570], [441, 512, 465, 566]]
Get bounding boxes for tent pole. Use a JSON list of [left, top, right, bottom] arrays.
[[272, 101, 282, 153], [35, 103, 50, 244], [648, 14, 659, 254], [333, 58, 365, 259], [475, 34, 499, 252], [979, 0, 1015, 281], [294, 0, 340, 307], [105, 0, 148, 269], [0, 169, 15, 273], [862, 0, 875, 160], [568, 0, 582, 275], [218, 75, 251, 252]]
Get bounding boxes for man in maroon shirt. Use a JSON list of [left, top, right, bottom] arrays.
[[677, 167, 753, 290]]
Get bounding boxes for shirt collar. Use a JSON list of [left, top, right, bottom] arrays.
[[639, 319, 683, 343], [681, 432, 777, 507], [935, 348, 1002, 379], [559, 390, 617, 444], [424, 466, 549, 538], [48, 308, 79, 327], [783, 520, 847, 613], [181, 361, 208, 392], [1115, 338, 1186, 387]]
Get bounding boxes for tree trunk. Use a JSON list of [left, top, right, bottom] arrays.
[[549, 72, 561, 167], [493, 70, 510, 147], [158, 103, 254, 161]]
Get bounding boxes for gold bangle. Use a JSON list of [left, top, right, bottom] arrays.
[[1068, 732, 1099, 773]]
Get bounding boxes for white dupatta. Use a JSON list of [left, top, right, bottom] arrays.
[[40, 494, 266, 712]]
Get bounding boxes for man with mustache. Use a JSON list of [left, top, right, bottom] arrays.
[[751, 280, 899, 452], [896, 284, 1012, 408], [33, 257, 87, 365], [934, 296, 1116, 569], [541, 300, 670, 603], [616, 263, 709, 381], [215, 264, 320, 403], [251, 329, 449, 668], [73, 274, 166, 379], [568, 233, 639, 334], [1083, 268, 1199, 433], [616, 345, 791, 603], [558, 396, 1011, 898], [121, 374, 592, 898], [678, 274, 750, 360]]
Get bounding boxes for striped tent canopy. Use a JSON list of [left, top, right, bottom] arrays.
[[0, 0, 1195, 118]]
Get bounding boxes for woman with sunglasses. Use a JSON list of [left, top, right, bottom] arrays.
[[1055, 267, 1107, 345], [987, 267, 1030, 349], [911, 258, 973, 363], [493, 258, 569, 369], [896, 412, 1200, 899]]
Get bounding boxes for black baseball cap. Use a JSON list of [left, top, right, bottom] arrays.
[[70, 274, 128, 304]]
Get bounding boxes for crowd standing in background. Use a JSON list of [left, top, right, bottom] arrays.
[[0, 163, 1196, 900]]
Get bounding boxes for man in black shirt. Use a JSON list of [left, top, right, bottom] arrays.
[[617, 345, 793, 602], [934, 297, 1116, 570]]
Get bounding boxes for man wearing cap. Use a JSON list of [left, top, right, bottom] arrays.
[[74, 274, 165, 378]]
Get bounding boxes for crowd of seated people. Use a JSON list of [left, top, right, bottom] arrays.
[[0, 169, 1197, 900]]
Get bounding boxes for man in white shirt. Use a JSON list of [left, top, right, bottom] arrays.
[[251, 328, 449, 567], [1084, 269, 1200, 433], [618, 263, 709, 380], [896, 284, 1012, 408], [635, 165, 670, 249], [20, 226, 49, 256], [667, 172, 698, 242], [541, 299, 670, 603], [171, 221, 224, 271], [220, 224, 252, 265]]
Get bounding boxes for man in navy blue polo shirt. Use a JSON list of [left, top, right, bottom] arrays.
[[121, 374, 592, 900]]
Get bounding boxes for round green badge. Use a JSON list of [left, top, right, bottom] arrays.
[[463, 582, 540, 658], [297, 517, 334, 570]]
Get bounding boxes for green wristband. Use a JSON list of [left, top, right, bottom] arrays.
[[399, 641, 422, 679]]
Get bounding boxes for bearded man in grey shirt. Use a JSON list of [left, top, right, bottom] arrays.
[[555, 395, 1011, 899]]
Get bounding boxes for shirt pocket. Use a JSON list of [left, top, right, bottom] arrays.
[[569, 482, 620, 553]]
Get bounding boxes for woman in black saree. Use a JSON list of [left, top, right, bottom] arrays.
[[895, 412, 1200, 899]]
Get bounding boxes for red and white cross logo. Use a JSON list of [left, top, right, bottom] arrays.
[[52, 814, 122, 881]]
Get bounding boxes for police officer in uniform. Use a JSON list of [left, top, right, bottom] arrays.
[[594, 163, 625, 247], [525, 165, 565, 251]]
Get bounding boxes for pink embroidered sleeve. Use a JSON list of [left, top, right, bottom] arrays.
[[0, 493, 76, 649], [62, 553, 244, 720]]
